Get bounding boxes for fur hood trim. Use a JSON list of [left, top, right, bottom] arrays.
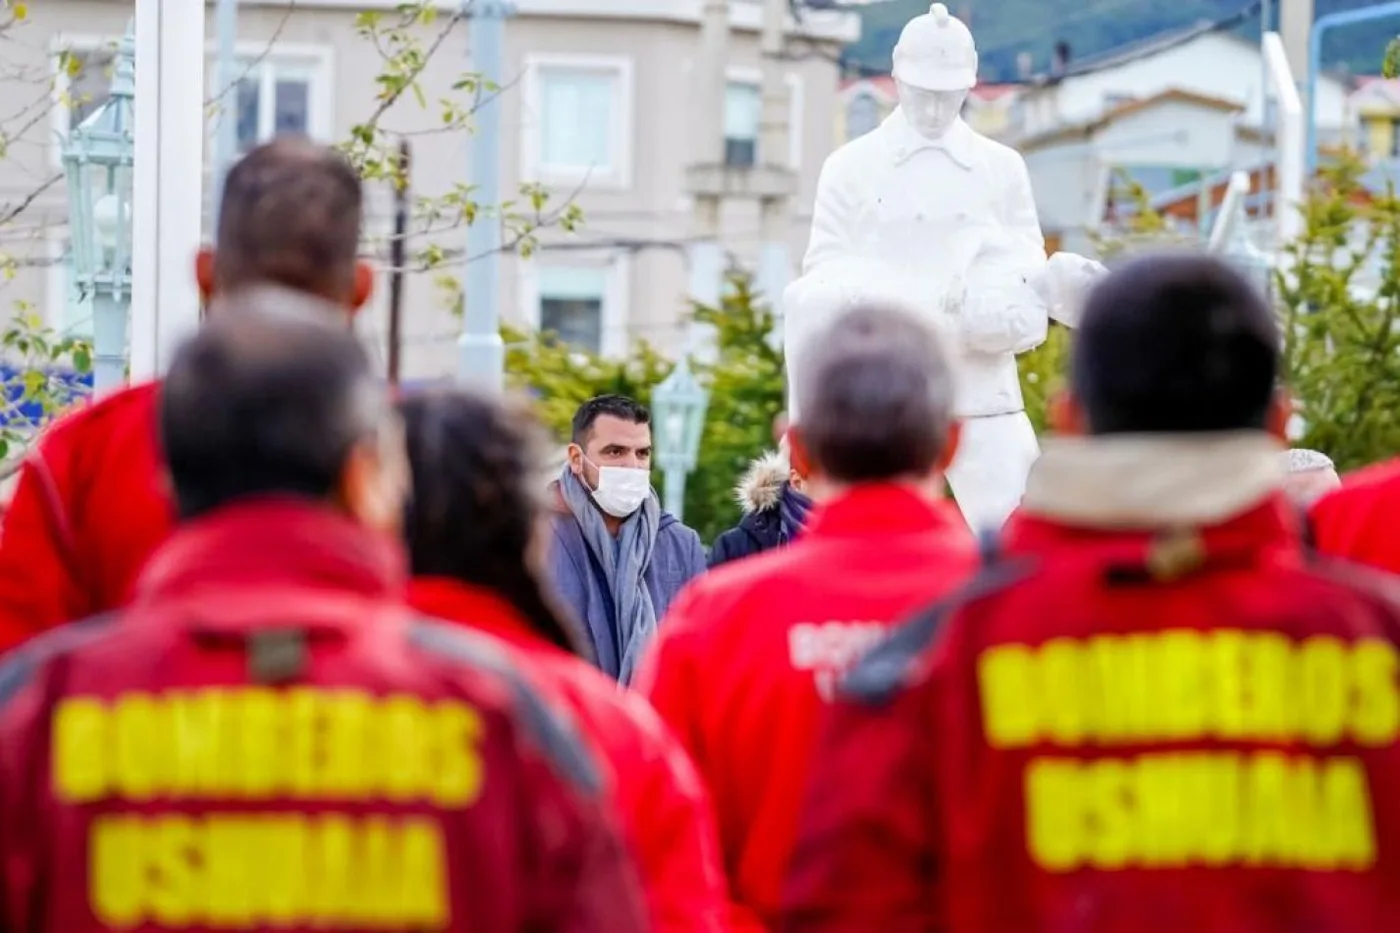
[[735, 450, 789, 514]]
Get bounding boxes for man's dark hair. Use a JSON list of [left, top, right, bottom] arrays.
[[215, 137, 364, 301], [1072, 252, 1279, 434], [161, 301, 384, 520], [797, 305, 955, 483], [570, 394, 650, 446]]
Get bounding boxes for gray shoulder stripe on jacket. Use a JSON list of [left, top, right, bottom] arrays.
[[840, 560, 1036, 707], [0, 614, 116, 708], [407, 618, 604, 797]]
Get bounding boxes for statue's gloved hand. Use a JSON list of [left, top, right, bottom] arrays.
[[1031, 252, 1108, 328], [954, 268, 1048, 356]]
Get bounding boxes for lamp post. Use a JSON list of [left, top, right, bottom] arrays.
[[62, 25, 136, 395], [651, 358, 710, 521]]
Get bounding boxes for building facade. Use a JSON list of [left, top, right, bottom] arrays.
[[1007, 24, 1352, 148], [0, 0, 857, 380]]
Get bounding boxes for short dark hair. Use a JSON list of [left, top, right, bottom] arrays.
[[570, 394, 650, 447], [796, 306, 955, 483], [161, 301, 384, 520], [215, 137, 364, 301], [400, 390, 586, 658], [1072, 252, 1279, 434]]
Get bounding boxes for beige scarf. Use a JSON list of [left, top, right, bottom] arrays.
[[1021, 432, 1284, 530]]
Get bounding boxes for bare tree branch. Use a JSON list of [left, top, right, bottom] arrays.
[[0, 172, 60, 227]]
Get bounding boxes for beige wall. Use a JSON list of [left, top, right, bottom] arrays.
[[0, 0, 845, 380]]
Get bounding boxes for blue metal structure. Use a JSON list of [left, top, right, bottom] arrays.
[[60, 23, 136, 394], [458, 0, 515, 392], [1307, 2, 1400, 176], [651, 359, 710, 521]]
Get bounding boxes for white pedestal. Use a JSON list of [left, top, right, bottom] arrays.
[[131, 0, 206, 382]]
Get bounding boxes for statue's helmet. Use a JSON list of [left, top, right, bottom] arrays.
[[892, 3, 978, 92]]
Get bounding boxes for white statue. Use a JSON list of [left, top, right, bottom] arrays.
[[784, 2, 1105, 531]]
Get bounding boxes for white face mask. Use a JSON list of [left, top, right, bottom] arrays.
[[586, 460, 652, 518], [896, 83, 967, 140]]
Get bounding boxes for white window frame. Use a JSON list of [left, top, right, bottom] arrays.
[[725, 67, 804, 170], [204, 41, 336, 151], [49, 35, 334, 169], [517, 253, 632, 358], [521, 53, 635, 191]]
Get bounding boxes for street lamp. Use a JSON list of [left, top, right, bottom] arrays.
[[651, 357, 710, 520], [61, 24, 136, 394]]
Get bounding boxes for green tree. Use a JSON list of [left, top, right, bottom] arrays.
[[684, 276, 787, 542], [503, 275, 785, 544], [1276, 153, 1400, 468]]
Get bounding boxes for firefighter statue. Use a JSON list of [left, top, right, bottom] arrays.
[[783, 2, 1105, 531]]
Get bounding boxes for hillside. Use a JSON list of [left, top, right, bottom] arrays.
[[841, 0, 1398, 82]]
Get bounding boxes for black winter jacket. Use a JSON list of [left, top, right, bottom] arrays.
[[709, 452, 790, 568]]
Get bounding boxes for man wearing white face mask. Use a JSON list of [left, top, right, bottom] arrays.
[[548, 394, 708, 683]]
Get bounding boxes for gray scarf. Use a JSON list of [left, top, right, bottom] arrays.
[[558, 467, 660, 684]]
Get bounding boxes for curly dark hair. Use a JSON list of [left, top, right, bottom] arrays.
[[399, 388, 586, 658]]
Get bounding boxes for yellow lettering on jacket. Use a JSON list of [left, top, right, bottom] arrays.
[[1024, 752, 1376, 873], [52, 689, 485, 807], [977, 632, 1400, 748], [89, 813, 448, 930]]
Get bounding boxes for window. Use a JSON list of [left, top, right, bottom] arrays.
[[1391, 119, 1400, 157], [226, 59, 325, 153], [846, 92, 880, 139], [725, 82, 761, 166], [538, 267, 607, 353], [522, 256, 630, 357], [524, 56, 633, 188], [722, 71, 804, 168]]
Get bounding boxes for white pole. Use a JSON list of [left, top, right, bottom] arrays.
[[132, 0, 206, 382], [1263, 32, 1303, 246]]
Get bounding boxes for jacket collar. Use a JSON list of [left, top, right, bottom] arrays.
[[880, 108, 976, 170], [1021, 432, 1285, 530], [134, 497, 405, 632], [407, 577, 549, 653], [806, 483, 969, 540], [735, 450, 788, 515], [1010, 433, 1301, 577]]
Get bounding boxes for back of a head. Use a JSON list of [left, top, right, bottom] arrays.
[[400, 389, 584, 656], [796, 305, 955, 482], [161, 303, 381, 520], [1072, 252, 1279, 435], [215, 137, 363, 301]]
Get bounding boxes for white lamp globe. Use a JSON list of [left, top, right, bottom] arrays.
[[92, 192, 121, 253]]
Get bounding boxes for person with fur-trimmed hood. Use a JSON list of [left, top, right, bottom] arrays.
[[709, 440, 814, 568]]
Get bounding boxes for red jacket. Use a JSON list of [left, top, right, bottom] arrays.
[[1310, 457, 1400, 573], [0, 382, 170, 648], [782, 496, 1400, 932], [0, 500, 648, 933], [636, 485, 976, 931], [407, 576, 731, 932]]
